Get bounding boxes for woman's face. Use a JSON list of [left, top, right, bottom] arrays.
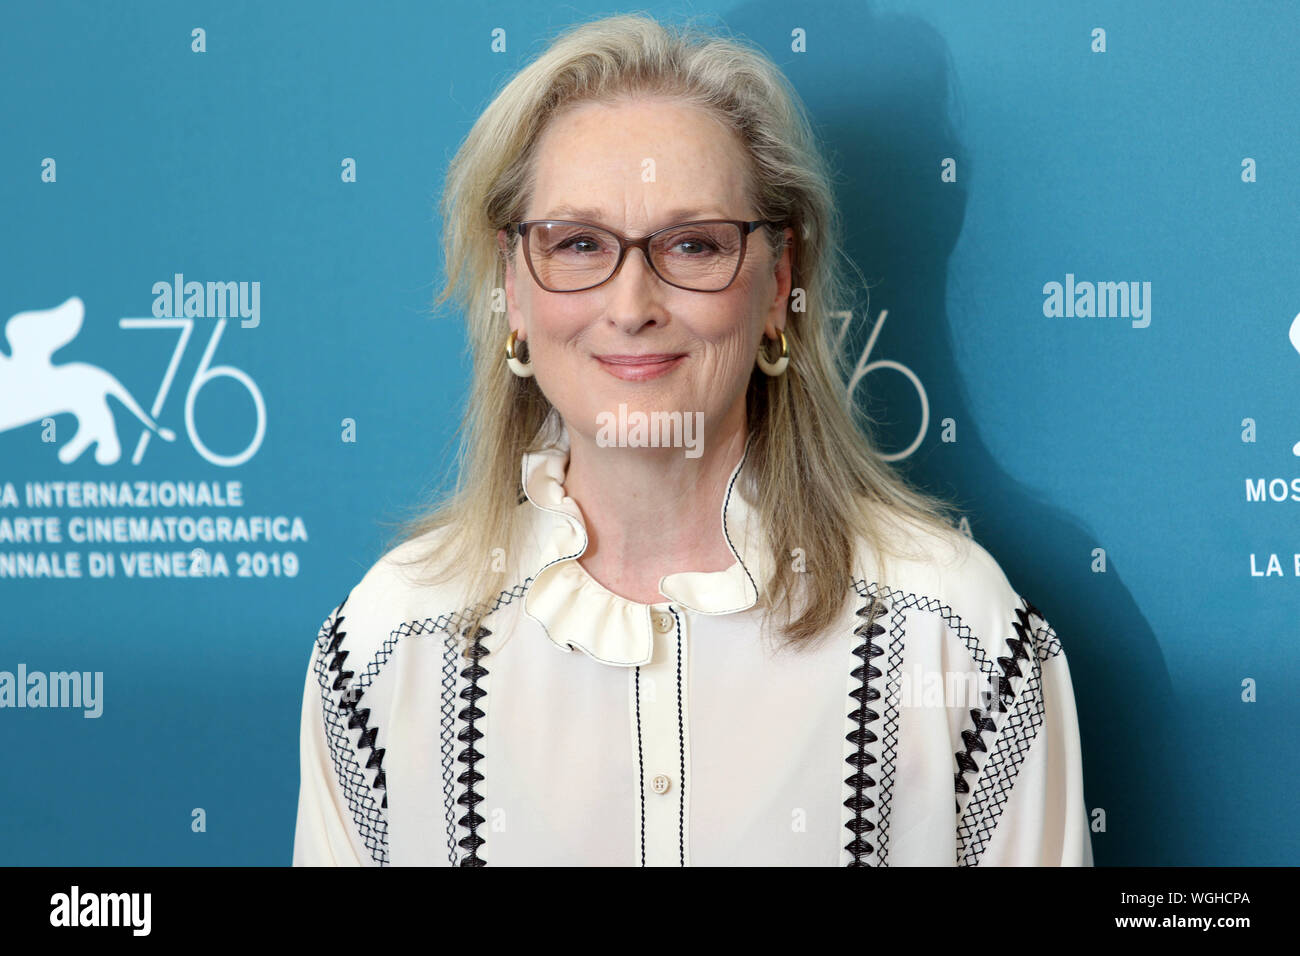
[[499, 96, 794, 452]]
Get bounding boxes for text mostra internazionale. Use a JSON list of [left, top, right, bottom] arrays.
[[1, 479, 307, 544], [2, 480, 245, 509]]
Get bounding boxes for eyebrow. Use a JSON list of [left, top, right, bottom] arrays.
[[541, 205, 731, 226]]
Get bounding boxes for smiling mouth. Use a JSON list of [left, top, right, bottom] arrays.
[[594, 353, 686, 381]]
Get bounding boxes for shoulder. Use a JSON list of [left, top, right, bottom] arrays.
[[311, 524, 470, 663], [854, 511, 1059, 662], [858, 510, 1009, 600]]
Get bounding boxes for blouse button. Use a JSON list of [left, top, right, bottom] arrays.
[[651, 773, 671, 794], [652, 611, 674, 633]]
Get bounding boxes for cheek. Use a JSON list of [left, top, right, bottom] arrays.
[[676, 316, 759, 406], [520, 299, 593, 404], [522, 295, 587, 353], [698, 284, 765, 359]]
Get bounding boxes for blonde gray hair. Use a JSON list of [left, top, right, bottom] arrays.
[[384, 12, 966, 651]]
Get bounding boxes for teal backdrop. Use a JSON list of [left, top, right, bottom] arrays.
[[2, 0, 1297, 865]]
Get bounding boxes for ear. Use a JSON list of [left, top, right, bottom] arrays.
[[763, 225, 794, 340], [497, 228, 523, 337]]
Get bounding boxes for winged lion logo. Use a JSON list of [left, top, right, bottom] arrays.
[[0, 296, 176, 464]]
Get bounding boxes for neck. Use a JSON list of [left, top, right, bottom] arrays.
[[562, 401, 748, 605]]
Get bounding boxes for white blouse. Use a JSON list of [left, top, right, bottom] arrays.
[[293, 417, 1093, 866]]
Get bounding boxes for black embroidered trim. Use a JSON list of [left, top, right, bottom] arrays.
[[871, 584, 905, 866], [952, 626, 1030, 808], [325, 612, 388, 809], [312, 580, 528, 867], [435, 581, 528, 865], [455, 624, 491, 866], [847, 580, 995, 866], [956, 598, 1064, 865], [845, 579, 1075, 867], [671, 606, 686, 867], [314, 600, 389, 864], [635, 666, 646, 867], [1023, 599, 1062, 658], [717, 435, 758, 605], [843, 595, 887, 865]]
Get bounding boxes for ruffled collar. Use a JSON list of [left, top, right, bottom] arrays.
[[519, 411, 764, 667]]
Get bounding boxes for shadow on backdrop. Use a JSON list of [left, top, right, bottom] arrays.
[[718, 0, 1182, 865]]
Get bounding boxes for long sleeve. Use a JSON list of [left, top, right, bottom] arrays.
[[292, 611, 369, 867], [956, 600, 1094, 866]]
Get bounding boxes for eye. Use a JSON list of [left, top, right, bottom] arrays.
[[665, 233, 720, 256], [657, 223, 736, 257], [555, 234, 606, 254], [675, 237, 715, 254]]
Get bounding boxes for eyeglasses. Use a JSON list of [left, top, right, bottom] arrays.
[[512, 219, 784, 293]]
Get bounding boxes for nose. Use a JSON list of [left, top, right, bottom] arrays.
[[603, 245, 666, 333]]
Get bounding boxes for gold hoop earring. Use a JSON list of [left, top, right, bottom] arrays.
[[756, 330, 789, 376], [505, 329, 534, 378]]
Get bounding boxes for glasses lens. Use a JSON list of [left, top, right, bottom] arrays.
[[650, 222, 743, 291], [526, 222, 620, 291], [525, 221, 744, 292]]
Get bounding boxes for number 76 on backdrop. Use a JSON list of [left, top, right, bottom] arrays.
[[120, 316, 266, 467], [833, 309, 928, 462], [123, 310, 913, 466]]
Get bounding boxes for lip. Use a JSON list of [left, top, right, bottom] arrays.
[[594, 353, 686, 381]]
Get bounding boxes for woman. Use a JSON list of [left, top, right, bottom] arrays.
[[293, 13, 1092, 867]]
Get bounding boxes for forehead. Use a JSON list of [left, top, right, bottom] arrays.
[[527, 97, 752, 223]]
